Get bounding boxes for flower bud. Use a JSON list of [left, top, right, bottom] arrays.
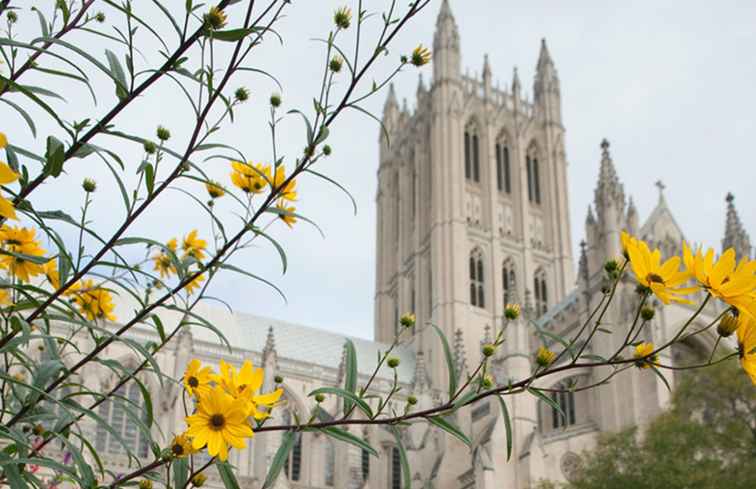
[[640, 306, 655, 321], [604, 259, 619, 274], [32, 424, 45, 436], [504, 303, 521, 320], [94, 12, 105, 23], [314, 393, 326, 403], [274, 375, 284, 384], [535, 346, 556, 368], [480, 374, 494, 389], [406, 395, 417, 406], [329, 56, 343, 73], [204, 6, 227, 30], [205, 181, 225, 199], [156, 126, 171, 142], [192, 474, 207, 487], [387, 356, 400, 369], [399, 313, 416, 328], [7, 11, 17, 23], [323, 144, 332, 156], [270, 93, 282, 108], [481, 343, 496, 358], [82, 178, 97, 193], [143, 140, 157, 154], [138, 480, 153, 489], [334, 6, 352, 29], [235, 87, 250, 103], [717, 312, 740, 338]]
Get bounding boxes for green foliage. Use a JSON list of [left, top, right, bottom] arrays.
[[559, 360, 756, 489]]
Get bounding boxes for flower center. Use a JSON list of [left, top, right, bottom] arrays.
[[188, 376, 199, 388], [238, 384, 247, 392], [172, 443, 185, 456], [646, 273, 665, 285], [210, 414, 225, 430]]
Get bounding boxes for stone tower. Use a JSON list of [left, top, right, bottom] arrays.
[[374, 0, 575, 388]]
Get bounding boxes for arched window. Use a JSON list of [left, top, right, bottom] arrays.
[[539, 376, 591, 434], [324, 439, 335, 486], [282, 409, 302, 481], [464, 122, 480, 183], [526, 143, 541, 204], [533, 269, 548, 316], [502, 259, 516, 303], [95, 382, 150, 458], [495, 137, 511, 194], [390, 447, 402, 489], [469, 248, 485, 308], [361, 447, 370, 481]]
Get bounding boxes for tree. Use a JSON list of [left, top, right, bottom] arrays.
[[560, 359, 756, 489]]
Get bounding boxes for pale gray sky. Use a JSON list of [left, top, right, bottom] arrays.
[[5, 1, 756, 341]]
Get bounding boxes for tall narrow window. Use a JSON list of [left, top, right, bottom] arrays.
[[95, 383, 150, 458], [526, 144, 541, 204], [324, 440, 335, 486], [469, 249, 485, 308], [465, 122, 480, 183], [496, 140, 512, 194], [390, 447, 402, 489], [533, 269, 548, 316], [361, 447, 370, 481], [282, 410, 302, 481], [502, 259, 516, 304], [550, 384, 576, 429]]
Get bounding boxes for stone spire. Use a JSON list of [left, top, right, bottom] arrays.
[[534, 38, 559, 102], [722, 193, 752, 259], [593, 139, 625, 217], [577, 240, 589, 285], [417, 72, 426, 95], [626, 196, 639, 234], [586, 205, 596, 226], [453, 328, 468, 376], [433, 0, 460, 82], [482, 54, 492, 99], [382, 83, 399, 137], [412, 349, 430, 393], [511, 66, 522, 97], [262, 326, 276, 358]]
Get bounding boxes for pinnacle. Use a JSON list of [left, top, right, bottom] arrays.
[[594, 138, 625, 213], [723, 192, 752, 259]]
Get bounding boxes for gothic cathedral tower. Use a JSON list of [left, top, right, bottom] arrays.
[[375, 0, 574, 388]]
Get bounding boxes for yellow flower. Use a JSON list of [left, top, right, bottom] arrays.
[[44, 259, 60, 290], [230, 161, 270, 194], [504, 303, 521, 320], [334, 6, 352, 29], [186, 386, 254, 461], [182, 230, 207, 261], [410, 45, 432, 67], [214, 359, 283, 420], [206, 181, 225, 199], [273, 165, 297, 202], [535, 346, 556, 367], [0, 132, 7, 148], [153, 252, 175, 279], [626, 238, 695, 304], [184, 273, 205, 295], [170, 433, 198, 458], [71, 279, 117, 321], [204, 6, 227, 30], [736, 315, 756, 384], [683, 243, 756, 318], [183, 359, 214, 398], [0, 226, 46, 282], [0, 161, 19, 221], [633, 342, 658, 369], [166, 237, 178, 252], [0, 288, 11, 306], [276, 201, 296, 228]]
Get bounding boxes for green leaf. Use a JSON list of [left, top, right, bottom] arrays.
[[105, 49, 129, 100], [0, 98, 37, 137], [343, 339, 358, 415], [44, 135, 65, 177], [308, 386, 372, 419], [217, 460, 242, 489], [432, 324, 458, 399], [0, 248, 51, 265], [304, 169, 357, 216], [211, 27, 255, 42], [262, 431, 296, 489], [497, 395, 513, 461], [0, 452, 25, 487], [317, 427, 378, 456], [217, 263, 286, 303], [173, 457, 189, 488], [650, 365, 672, 392], [427, 415, 471, 448], [528, 387, 565, 423], [389, 426, 411, 489], [253, 228, 287, 274]]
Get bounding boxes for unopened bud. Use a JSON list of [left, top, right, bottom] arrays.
[[407, 395, 417, 406], [504, 303, 521, 320], [387, 356, 400, 369], [640, 306, 655, 321], [270, 93, 282, 108], [314, 393, 326, 403], [481, 343, 496, 357], [717, 312, 740, 338], [399, 313, 416, 328], [82, 178, 97, 193], [274, 375, 284, 384]]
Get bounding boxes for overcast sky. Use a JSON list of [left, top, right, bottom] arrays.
[[6, 1, 756, 342]]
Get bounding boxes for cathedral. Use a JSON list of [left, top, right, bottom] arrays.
[[73, 1, 752, 488]]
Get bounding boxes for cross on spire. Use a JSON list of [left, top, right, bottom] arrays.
[[655, 180, 666, 199]]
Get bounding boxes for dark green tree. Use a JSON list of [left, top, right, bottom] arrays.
[[553, 358, 756, 489]]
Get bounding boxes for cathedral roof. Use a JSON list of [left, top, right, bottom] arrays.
[[191, 311, 416, 384]]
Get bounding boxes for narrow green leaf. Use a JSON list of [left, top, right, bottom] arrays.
[[497, 395, 513, 461], [173, 457, 189, 488], [0, 98, 37, 137], [427, 415, 471, 448], [262, 431, 296, 489], [317, 427, 378, 457], [432, 324, 458, 399], [105, 49, 129, 100], [650, 365, 672, 392], [44, 135, 65, 177], [217, 460, 242, 489], [308, 386, 372, 419], [389, 426, 411, 489], [343, 339, 358, 415], [528, 387, 565, 423], [211, 27, 255, 42]]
